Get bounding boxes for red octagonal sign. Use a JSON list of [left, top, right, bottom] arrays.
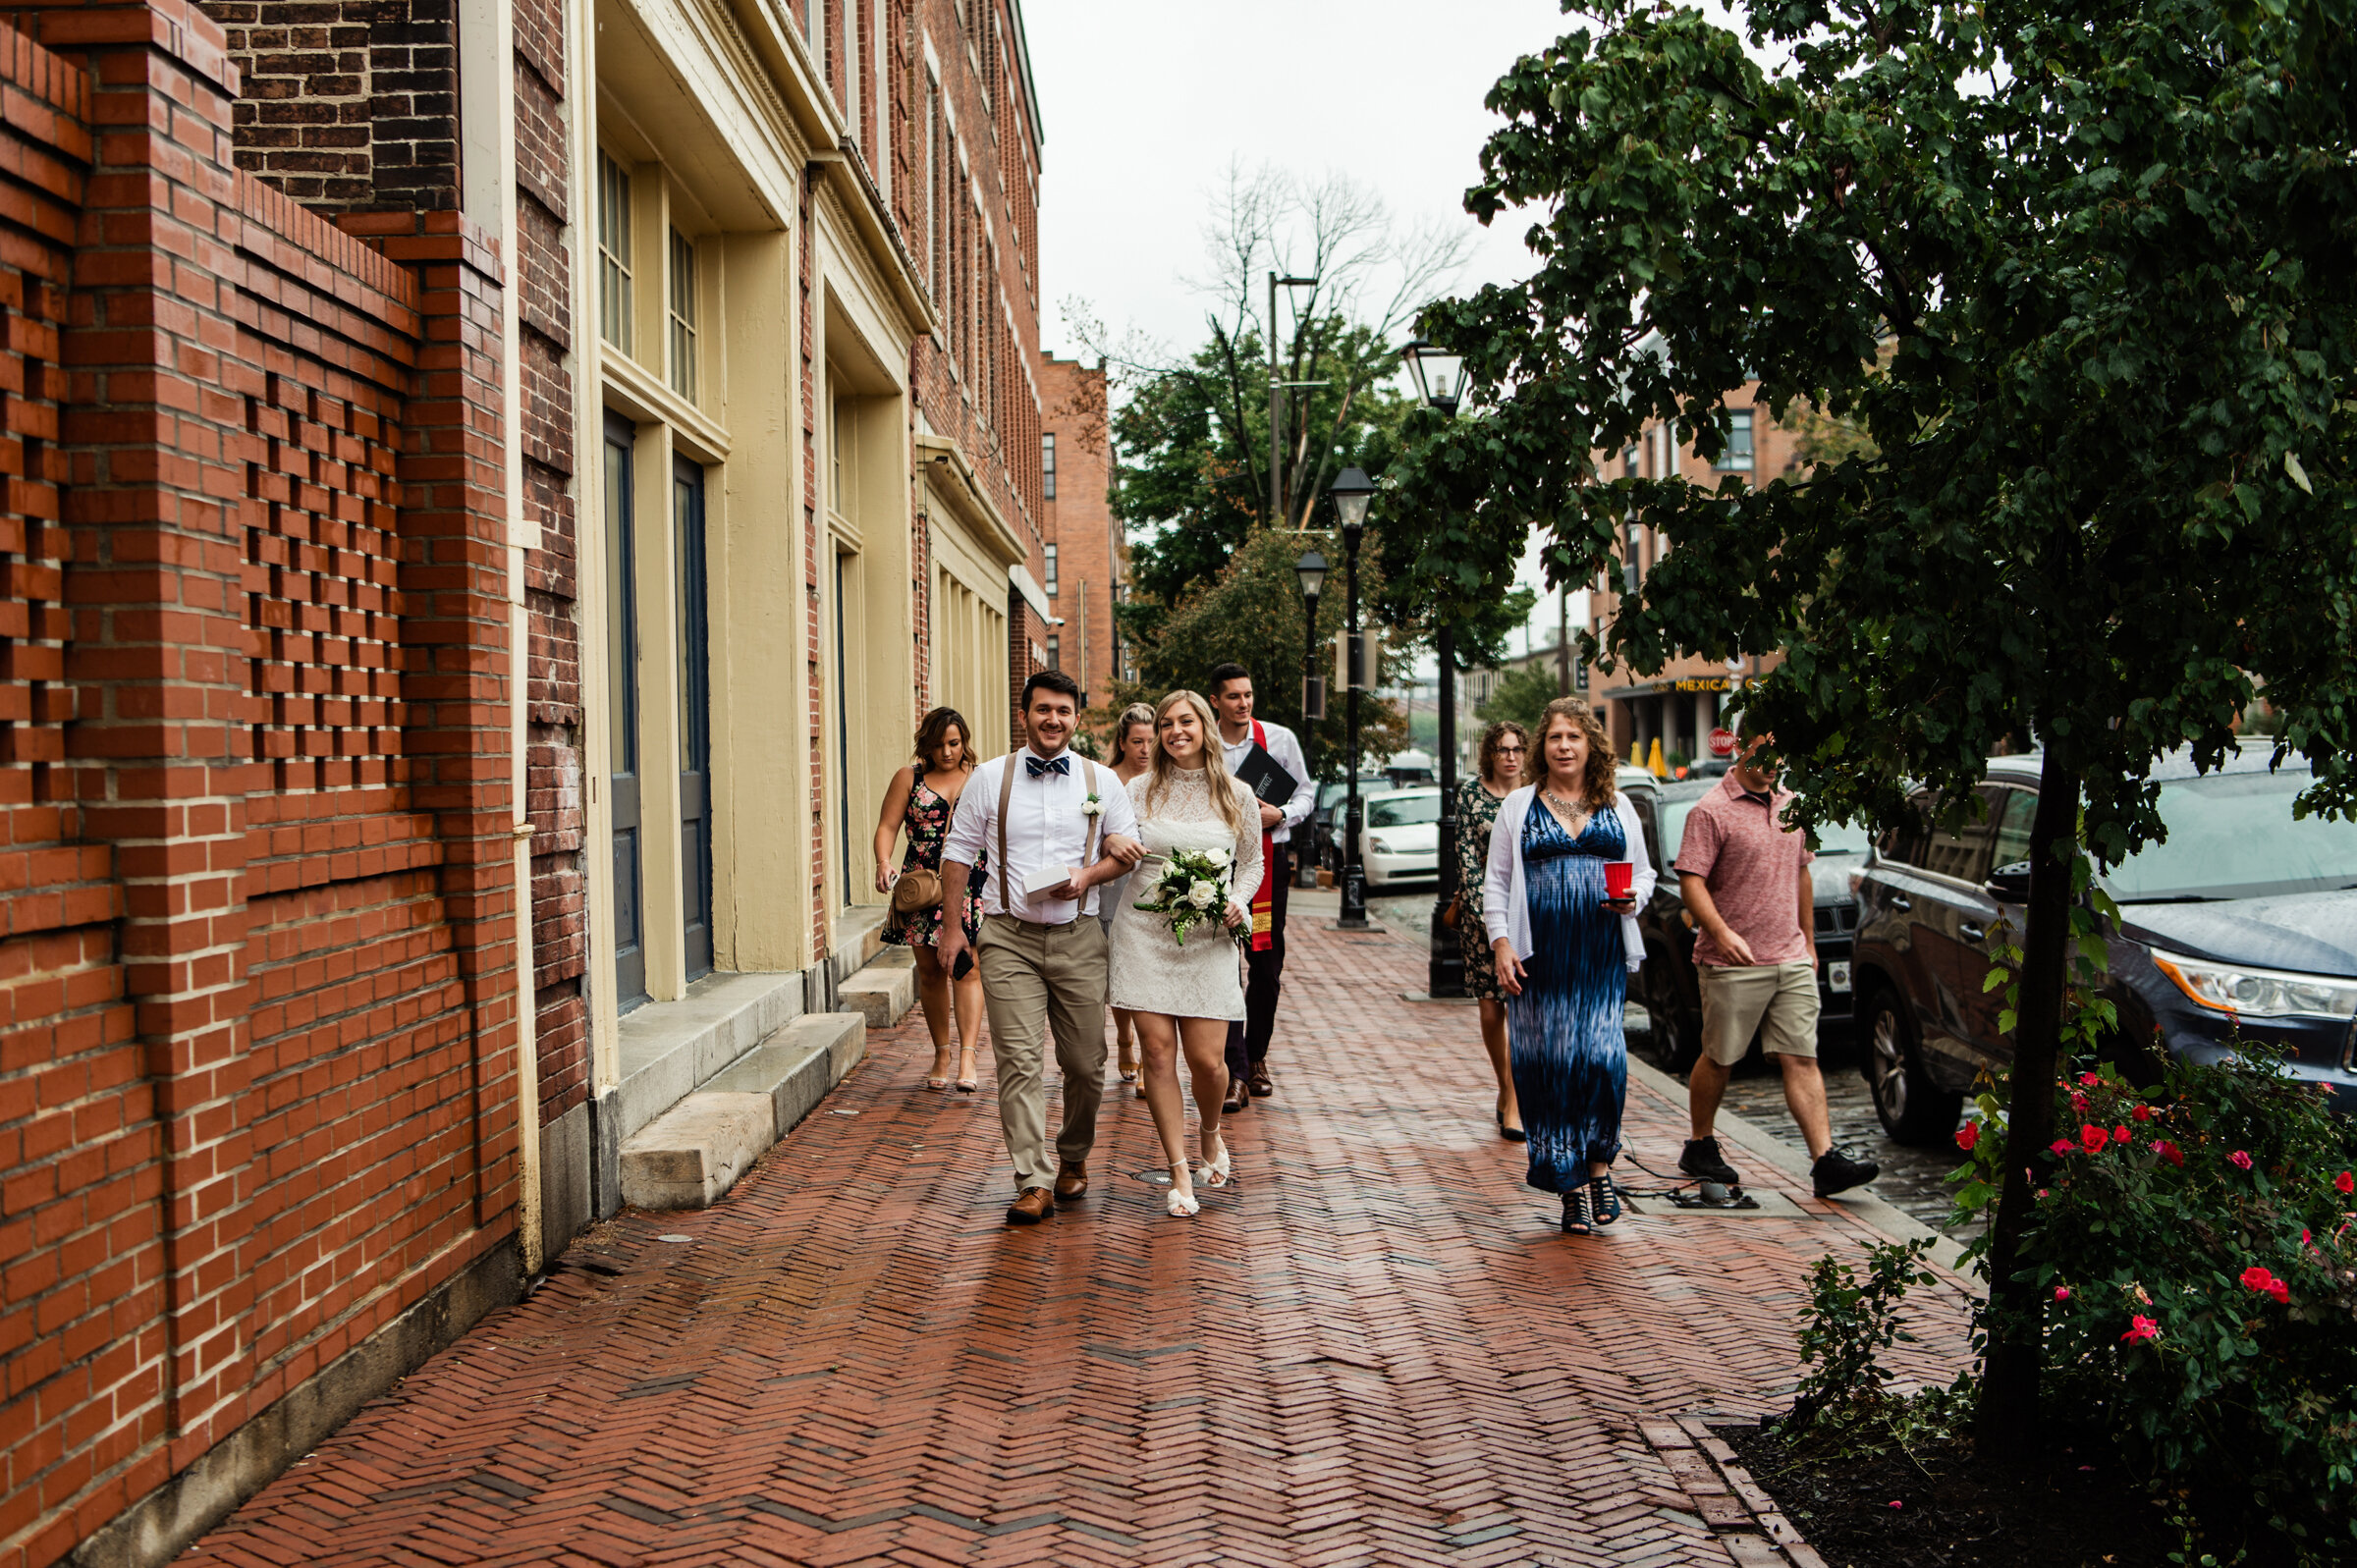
[[1708, 727, 1737, 759]]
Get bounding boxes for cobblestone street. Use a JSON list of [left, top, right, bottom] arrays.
[[184, 918, 1974, 1568]]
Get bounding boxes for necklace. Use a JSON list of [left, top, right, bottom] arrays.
[[1543, 784, 1589, 823]]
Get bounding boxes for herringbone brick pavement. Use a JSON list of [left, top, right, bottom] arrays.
[[181, 919, 1973, 1567]]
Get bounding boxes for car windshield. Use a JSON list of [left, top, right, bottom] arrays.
[[1368, 794, 1441, 829], [1660, 799, 1702, 865], [2105, 770, 2357, 901], [1662, 793, 1871, 866]]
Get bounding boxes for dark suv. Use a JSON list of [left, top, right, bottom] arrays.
[[1625, 776, 1872, 1071], [1850, 748, 2357, 1144]]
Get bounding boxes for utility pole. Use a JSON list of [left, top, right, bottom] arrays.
[[1558, 583, 1570, 695]]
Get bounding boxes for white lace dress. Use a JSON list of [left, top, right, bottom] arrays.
[[1107, 770, 1263, 1020]]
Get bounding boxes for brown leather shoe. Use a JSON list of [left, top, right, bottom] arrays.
[[1006, 1187, 1055, 1224], [1248, 1066, 1276, 1098], [1222, 1075, 1249, 1114], [1054, 1162, 1088, 1202]]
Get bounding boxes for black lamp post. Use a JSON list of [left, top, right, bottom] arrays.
[[1294, 549, 1327, 890], [1400, 339, 1468, 997], [1329, 468, 1375, 929]]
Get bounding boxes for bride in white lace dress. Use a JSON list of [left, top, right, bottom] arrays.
[[1107, 689, 1262, 1216]]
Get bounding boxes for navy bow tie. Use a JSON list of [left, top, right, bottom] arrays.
[[1025, 755, 1070, 778]]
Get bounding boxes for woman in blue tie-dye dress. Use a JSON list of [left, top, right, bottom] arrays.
[[1482, 698, 1657, 1235]]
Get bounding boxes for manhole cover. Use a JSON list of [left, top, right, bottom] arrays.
[[1133, 1168, 1173, 1187]]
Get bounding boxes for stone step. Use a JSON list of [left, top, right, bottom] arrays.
[[614, 970, 806, 1144], [838, 947, 916, 1029], [618, 1012, 866, 1211]]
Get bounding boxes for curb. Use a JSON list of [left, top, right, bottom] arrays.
[[1641, 1413, 1829, 1568]]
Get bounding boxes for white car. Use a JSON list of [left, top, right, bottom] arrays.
[[1358, 787, 1442, 889]]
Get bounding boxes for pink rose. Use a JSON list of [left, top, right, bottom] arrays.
[[2121, 1315, 2160, 1344], [2229, 1150, 2253, 1171], [2054, 1285, 2071, 1301]]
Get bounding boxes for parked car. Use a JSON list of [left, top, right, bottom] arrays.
[[1358, 786, 1442, 888], [1623, 778, 1871, 1070], [1851, 747, 2357, 1144], [1310, 774, 1393, 872]]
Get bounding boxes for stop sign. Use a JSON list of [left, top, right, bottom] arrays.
[[1708, 727, 1737, 759]]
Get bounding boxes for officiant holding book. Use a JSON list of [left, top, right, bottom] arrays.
[[1209, 664, 1317, 1112]]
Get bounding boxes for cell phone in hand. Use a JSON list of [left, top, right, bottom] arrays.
[[950, 946, 974, 981]]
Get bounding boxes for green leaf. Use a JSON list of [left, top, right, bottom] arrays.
[[2284, 451, 2313, 495]]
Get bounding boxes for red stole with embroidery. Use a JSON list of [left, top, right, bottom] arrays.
[[1246, 720, 1275, 952]]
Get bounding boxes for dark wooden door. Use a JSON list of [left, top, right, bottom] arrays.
[[604, 414, 647, 1010], [674, 456, 714, 980]]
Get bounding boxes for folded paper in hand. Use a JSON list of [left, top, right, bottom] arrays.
[[1232, 744, 1298, 808], [1022, 864, 1080, 896]]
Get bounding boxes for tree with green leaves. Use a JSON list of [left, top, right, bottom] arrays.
[[1418, 0, 2357, 1452], [1475, 661, 1568, 734]]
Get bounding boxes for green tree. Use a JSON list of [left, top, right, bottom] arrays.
[[1105, 524, 1408, 779], [1474, 663, 1564, 733], [1425, 0, 2357, 1452]]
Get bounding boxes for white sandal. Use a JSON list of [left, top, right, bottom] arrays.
[[1165, 1164, 1201, 1217], [1200, 1136, 1233, 1189]]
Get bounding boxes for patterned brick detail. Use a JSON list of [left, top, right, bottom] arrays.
[[0, 9, 518, 1564]]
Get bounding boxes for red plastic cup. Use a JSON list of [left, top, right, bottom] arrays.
[[1605, 862, 1633, 901]]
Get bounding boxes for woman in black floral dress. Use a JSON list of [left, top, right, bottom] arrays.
[[1457, 722, 1528, 1140], [874, 708, 986, 1090]]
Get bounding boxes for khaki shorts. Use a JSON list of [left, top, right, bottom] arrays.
[[1698, 962, 1822, 1065]]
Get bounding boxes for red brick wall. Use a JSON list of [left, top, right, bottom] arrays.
[[1039, 355, 1118, 711], [0, 8, 519, 1563]]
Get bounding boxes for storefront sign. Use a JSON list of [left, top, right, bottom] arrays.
[[1672, 676, 1733, 693]]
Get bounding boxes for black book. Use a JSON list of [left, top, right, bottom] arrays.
[[1233, 743, 1298, 809]]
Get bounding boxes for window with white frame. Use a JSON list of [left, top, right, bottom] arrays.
[[1041, 432, 1056, 499], [598, 153, 632, 355], [1715, 408, 1755, 470], [1043, 542, 1058, 595], [668, 230, 697, 401]]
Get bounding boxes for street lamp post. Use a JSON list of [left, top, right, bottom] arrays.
[[1329, 468, 1375, 930], [1294, 550, 1327, 891], [1400, 339, 1467, 997]]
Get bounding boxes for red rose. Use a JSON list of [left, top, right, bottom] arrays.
[[2070, 1092, 2089, 1115], [2241, 1265, 2275, 1291], [1955, 1122, 1980, 1153], [2336, 1170, 2353, 1197], [2229, 1150, 2254, 1171], [2080, 1124, 2108, 1153], [2054, 1285, 2071, 1302], [2269, 1280, 2290, 1305], [2155, 1140, 2184, 1167], [2131, 1105, 2153, 1123], [2112, 1125, 2132, 1144], [2121, 1315, 2160, 1343], [2050, 1139, 2077, 1158], [2079, 1072, 2102, 1087]]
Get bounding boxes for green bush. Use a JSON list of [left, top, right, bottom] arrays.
[[1951, 1048, 2357, 1556]]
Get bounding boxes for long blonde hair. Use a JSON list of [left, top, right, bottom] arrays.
[[1145, 688, 1249, 839]]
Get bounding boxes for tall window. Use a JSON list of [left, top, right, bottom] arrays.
[[1716, 408, 1755, 470], [1041, 432, 1056, 499], [598, 153, 632, 354], [1045, 634, 1059, 671], [925, 77, 941, 293], [668, 230, 697, 401], [1043, 542, 1058, 595]]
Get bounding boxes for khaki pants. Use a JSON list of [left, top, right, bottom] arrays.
[[977, 913, 1110, 1192], [1698, 962, 1822, 1064]]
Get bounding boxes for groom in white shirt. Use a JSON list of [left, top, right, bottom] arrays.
[[940, 670, 1143, 1224]]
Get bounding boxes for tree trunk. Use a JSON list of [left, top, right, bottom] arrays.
[[1975, 743, 2078, 1450]]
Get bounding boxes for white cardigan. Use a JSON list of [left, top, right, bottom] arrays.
[[1481, 786, 1657, 973]]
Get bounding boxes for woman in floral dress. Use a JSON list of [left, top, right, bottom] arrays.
[[874, 708, 986, 1090], [1456, 722, 1528, 1142]]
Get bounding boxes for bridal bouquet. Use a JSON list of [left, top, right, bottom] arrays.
[[1133, 847, 1243, 947]]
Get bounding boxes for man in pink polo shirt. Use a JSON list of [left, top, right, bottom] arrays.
[[1673, 730, 1879, 1199]]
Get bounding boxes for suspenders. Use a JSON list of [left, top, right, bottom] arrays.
[[994, 753, 1100, 913]]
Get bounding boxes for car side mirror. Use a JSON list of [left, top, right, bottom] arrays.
[[1984, 861, 2032, 903]]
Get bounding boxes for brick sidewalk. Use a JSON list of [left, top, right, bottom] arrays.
[[182, 920, 1972, 1568]]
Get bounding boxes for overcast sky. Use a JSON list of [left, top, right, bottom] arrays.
[[1022, 0, 1582, 662]]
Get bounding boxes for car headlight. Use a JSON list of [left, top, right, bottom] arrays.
[[2151, 950, 2357, 1020], [1368, 836, 1394, 854]]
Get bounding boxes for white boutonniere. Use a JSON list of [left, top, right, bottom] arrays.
[[1080, 790, 1104, 818]]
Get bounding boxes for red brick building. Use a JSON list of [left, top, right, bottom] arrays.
[[0, 0, 1061, 1562], [1039, 353, 1124, 709]]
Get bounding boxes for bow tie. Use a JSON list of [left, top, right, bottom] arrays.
[[1024, 755, 1070, 779]]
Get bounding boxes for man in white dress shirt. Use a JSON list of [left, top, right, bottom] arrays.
[[1208, 664, 1317, 1110], [940, 670, 1143, 1224]]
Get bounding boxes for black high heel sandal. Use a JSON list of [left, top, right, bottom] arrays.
[[1497, 1112, 1527, 1144], [1560, 1186, 1594, 1236], [1588, 1173, 1621, 1226]]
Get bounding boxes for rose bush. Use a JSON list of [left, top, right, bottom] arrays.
[[1950, 1045, 2357, 1556]]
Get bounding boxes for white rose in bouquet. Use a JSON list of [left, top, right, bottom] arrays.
[[1186, 880, 1219, 909]]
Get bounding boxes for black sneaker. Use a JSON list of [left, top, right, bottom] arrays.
[[1812, 1147, 1881, 1198], [1678, 1137, 1742, 1186], [1588, 1174, 1622, 1226], [1560, 1186, 1594, 1235]]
